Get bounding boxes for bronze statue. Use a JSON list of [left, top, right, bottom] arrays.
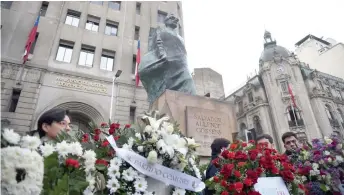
[[138, 14, 196, 104]]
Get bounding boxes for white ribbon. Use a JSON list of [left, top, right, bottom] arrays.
[[106, 136, 205, 192]]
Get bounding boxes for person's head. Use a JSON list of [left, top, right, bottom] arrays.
[[282, 131, 300, 152], [37, 108, 71, 138], [164, 14, 179, 29], [256, 134, 274, 149], [211, 138, 231, 159]]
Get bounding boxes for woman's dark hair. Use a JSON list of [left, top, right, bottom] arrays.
[[29, 108, 69, 138], [256, 134, 274, 144], [211, 138, 231, 159]]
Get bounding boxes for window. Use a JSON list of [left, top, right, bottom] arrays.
[[280, 81, 288, 93], [238, 101, 243, 114], [100, 50, 115, 71], [1, 1, 13, 9], [134, 26, 140, 40], [40, 1, 49, 16], [157, 11, 167, 23], [78, 45, 95, 67], [56, 40, 74, 63], [132, 55, 137, 74], [65, 10, 81, 27], [9, 89, 21, 112], [90, 1, 103, 5], [248, 92, 254, 103], [253, 116, 262, 135], [136, 2, 141, 15], [325, 105, 334, 120], [109, 1, 121, 10], [326, 87, 332, 97], [105, 20, 119, 36], [129, 106, 136, 124], [85, 15, 100, 32], [29, 33, 39, 54], [336, 90, 343, 100], [287, 106, 303, 127], [318, 81, 323, 90]]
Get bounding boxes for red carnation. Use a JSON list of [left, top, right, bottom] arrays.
[[244, 178, 253, 187], [213, 176, 220, 183], [94, 128, 101, 135], [256, 167, 263, 176], [241, 142, 247, 147], [249, 140, 255, 144], [221, 180, 228, 188], [101, 140, 109, 147], [65, 158, 80, 168], [280, 170, 294, 182], [109, 128, 115, 135], [221, 150, 230, 159], [82, 134, 89, 142], [230, 143, 238, 150], [228, 184, 235, 191], [248, 149, 259, 160], [114, 135, 120, 141], [234, 170, 241, 178], [107, 150, 115, 157], [212, 158, 220, 168], [221, 191, 229, 195], [220, 164, 234, 178], [100, 122, 108, 127], [271, 166, 279, 174], [235, 151, 248, 161], [246, 170, 258, 183], [96, 159, 108, 166], [110, 123, 120, 129], [93, 134, 100, 141], [125, 124, 131, 128], [233, 182, 244, 193]]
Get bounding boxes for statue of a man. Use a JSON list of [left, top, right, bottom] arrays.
[[138, 14, 196, 104]]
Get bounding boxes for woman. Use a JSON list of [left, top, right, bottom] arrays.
[[29, 108, 71, 141]]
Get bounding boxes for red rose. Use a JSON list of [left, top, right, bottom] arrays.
[[221, 150, 230, 159], [82, 134, 89, 142], [241, 142, 247, 147], [271, 166, 279, 174], [107, 150, 115, 157], [256, 167, 263, 176], [221, 180, 228, 188], [101, 140, 109, 147], [249, 140, 255, 144], [110, 123, 120, 129], [220, 164, 234, 178], [65, 158, 80, 168], [244, 178, 253, 186], [125, 124, 131, 128], [109, 128, 115, 135], [230, 143, 238, 150], [279, 154, 288, 162], [235, 151, 248, 161], [213, 176, 220, 183], [234, 182, 244, 193], [212, 158, 220, 168], [234, 170, 241, 178], [247, 170, 258, 183], [248, 149, 259, 160], [100, 122, 108, 127], [280, 170, 294, 182], [114, 135, 120, 141], [248, 191, 261, 195], [93, 134, 100, 141], [221, 191, 229, 195], [94, 128, 101, 135], [96, 159, 108, 166], [228, 184, 235, 191]]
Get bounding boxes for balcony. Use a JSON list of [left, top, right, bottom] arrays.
[[288, 119, 305, 127], [329, 119, 340, 128]]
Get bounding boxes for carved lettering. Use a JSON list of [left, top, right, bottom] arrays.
[[55, 77, 107, 94]]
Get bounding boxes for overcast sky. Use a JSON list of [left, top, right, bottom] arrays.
[[182, 0, 344, 96]]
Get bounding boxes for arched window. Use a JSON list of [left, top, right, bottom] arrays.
[[325, 105, 334, 120], [240, 123, 247, 131], [253, 116, 263, 135], [287, 106, 303, 127]]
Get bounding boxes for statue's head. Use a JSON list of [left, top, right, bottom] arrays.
[[164, 14, 179, 29]]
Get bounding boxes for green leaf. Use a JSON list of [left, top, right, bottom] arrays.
[[51, 174, 69, 195], [320, 184, 329, 191], [95, 164, 107, 171]]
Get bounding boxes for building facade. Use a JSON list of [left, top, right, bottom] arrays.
[[192, 68, 225, 99], [1, 1, 186, 134], [295, 34, 344, 79], [225, 31, 344, 151]]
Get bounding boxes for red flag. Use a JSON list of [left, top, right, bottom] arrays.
[[23, 14, 40, 64], [287, 83, 296, 107], [135, 39, 141, 87]]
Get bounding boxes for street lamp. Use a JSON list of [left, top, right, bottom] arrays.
[[109, 70, 122, 120]]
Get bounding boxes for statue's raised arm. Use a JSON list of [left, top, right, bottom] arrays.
[[139, 14, 196, 104]]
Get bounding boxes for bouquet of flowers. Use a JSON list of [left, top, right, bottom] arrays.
[[206, 140, 306, 195], [292, 136, 344, 195]]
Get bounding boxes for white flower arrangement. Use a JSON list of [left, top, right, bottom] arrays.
[[2, 128, 21, 145]]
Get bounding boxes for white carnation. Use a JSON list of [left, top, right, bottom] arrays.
[[69, 142, 83, 156], [56, 141, 70, 157], [147, 150, 158, 164], [3, 128, 21, 145], [110, 157, 122, 167], [39, 143, 55, 157], [324, 151, 330, 156], [20, 135, 41, 150], [173, 188, 186, 195], [83, 150, 97, 172]]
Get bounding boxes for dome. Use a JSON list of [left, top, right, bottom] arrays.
[[259, 31, 291, 62]]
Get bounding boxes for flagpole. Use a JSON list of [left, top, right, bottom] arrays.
[[109, 76, 115, 120]]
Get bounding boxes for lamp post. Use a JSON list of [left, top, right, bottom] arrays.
[[109, 70, 122, 121]]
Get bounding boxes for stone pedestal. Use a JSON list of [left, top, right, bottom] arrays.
[[151, 90, 237, 157]]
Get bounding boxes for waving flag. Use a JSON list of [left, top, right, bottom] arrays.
[[135, 39, 141, 87], [23, 14, 40, 63], [287, 82, 296, 107]]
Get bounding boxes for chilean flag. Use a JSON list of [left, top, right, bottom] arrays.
[[23, 14, 40, 63], [287, 82, 296, 107], [135, 39, 141, 87]]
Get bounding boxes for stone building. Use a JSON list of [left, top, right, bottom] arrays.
[[192, 68, 225, 99], [225, 31, 344, 150], [295, 34, 344, 79], [1, 1, 186, 133]]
